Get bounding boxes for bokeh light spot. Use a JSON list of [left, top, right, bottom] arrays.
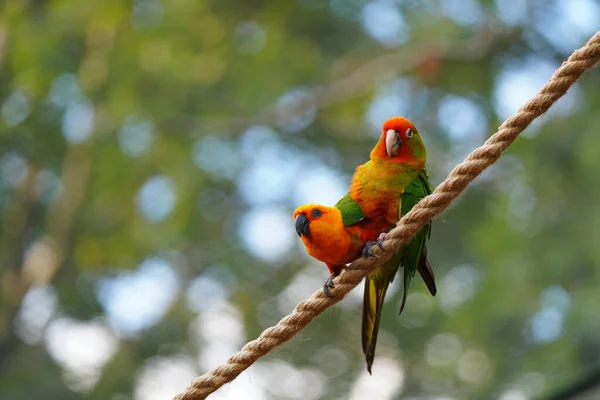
[[239, 207, 295, 263], [275, 88, 317, 133], [45, 317, 119, 392], [131, 0, 163, 31], [96, 257, 180, 336], [2, 91, 30, 126], [14, 284, 57, 344], [136, 175, 176, 222], [185, 275, 228, 313], [292, 165, 347, 206], [49, 73, 83, 107], [134, 355, 198, 400], [495, 0, 527, 25], [0, 151, 28, 187], [540, 285, 571, 312], [33, 170, 62, 204], [118, 113, 155, 157], [237, 141, 302, 205], [457, 350, 492, 384], [233, 21, 267, 54], [349, 357, 404, 399], [365, 79, 410, 132], [62, 100, 94, 144], [530, 307, 564, 344], [361, 0, 409, 47], [426, 333, 464, 367], [437, 95, 487, 143], [192, 136, 241, 181], [441, 0, 483, 26], [440, 264, 481, 314], [494, 57, 580, 125]]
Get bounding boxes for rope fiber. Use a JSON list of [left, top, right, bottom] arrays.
[[175, 30, 600, 400]]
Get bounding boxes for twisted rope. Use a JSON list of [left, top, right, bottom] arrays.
[[175, 31, 600, 400]]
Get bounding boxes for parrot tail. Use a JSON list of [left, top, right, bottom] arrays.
[[398, 263, 411, 315], [361, 274, 390, 374], [417, 244, 437, 297], [399, 244, 436, 314]]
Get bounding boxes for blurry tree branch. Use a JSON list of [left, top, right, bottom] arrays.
[[0, 141, 94, 374], [0, 25, 100, 373], [0, 165, 38, 372], [165, 25, 515, 134], [282, 26, 509, 109]]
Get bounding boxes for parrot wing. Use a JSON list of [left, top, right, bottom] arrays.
[[334, 192, 366, 226], [398, 169, 436, 314]]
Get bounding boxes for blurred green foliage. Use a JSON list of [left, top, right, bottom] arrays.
[[1, 0, 600, 399]]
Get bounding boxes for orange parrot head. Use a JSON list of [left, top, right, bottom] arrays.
[[370, 116, 427, 170], [293, 204, 342, 239], [293, 204, 357, 269]]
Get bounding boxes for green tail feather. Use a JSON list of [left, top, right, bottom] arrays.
[[361, 254, 400, 373], [362, 170, 437, 372]]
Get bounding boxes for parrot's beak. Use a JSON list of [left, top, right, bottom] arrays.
[[385, 129, 401, 157], [295, 213, 310, 237]]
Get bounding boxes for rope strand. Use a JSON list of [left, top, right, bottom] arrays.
[[174, 30, 600, 400]]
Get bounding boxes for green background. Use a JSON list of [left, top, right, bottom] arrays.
[[1, 0, 599, 399]]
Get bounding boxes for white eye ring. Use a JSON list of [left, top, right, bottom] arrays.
[[405, 128, 414, 138]]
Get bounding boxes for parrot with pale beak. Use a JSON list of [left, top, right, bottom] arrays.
[[294, 117, 436, 373]]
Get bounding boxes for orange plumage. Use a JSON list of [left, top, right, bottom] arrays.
[[293, 116, 436, 373], [293, 204, 386, 276], [350, 116, 426, 226]]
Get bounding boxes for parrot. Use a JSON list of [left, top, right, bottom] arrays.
[[293, 116, 436, 373], [293, 198, 390, 297], [350, 116, 435, 373]]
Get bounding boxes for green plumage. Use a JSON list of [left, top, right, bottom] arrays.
[[398, 169, 434, 313], [362, 169, 435, 373], [362, 252, 402, 373], [334, 193, 365, 226]]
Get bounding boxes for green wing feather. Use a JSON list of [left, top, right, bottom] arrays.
[[398, 169, 436, 314], [362, 252, 402, 374], [334, 193, 365, 226]]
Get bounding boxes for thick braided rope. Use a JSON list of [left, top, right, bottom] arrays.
[[175, 31, 600, 400]]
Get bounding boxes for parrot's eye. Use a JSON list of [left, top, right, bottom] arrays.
[[311, 208, 322, 218], [405, 128, 414, 138]]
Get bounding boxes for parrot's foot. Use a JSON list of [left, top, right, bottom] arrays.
[[362, 234, 385, 258], [376, 232, 386, 248], [322, 274, 337, 298]]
